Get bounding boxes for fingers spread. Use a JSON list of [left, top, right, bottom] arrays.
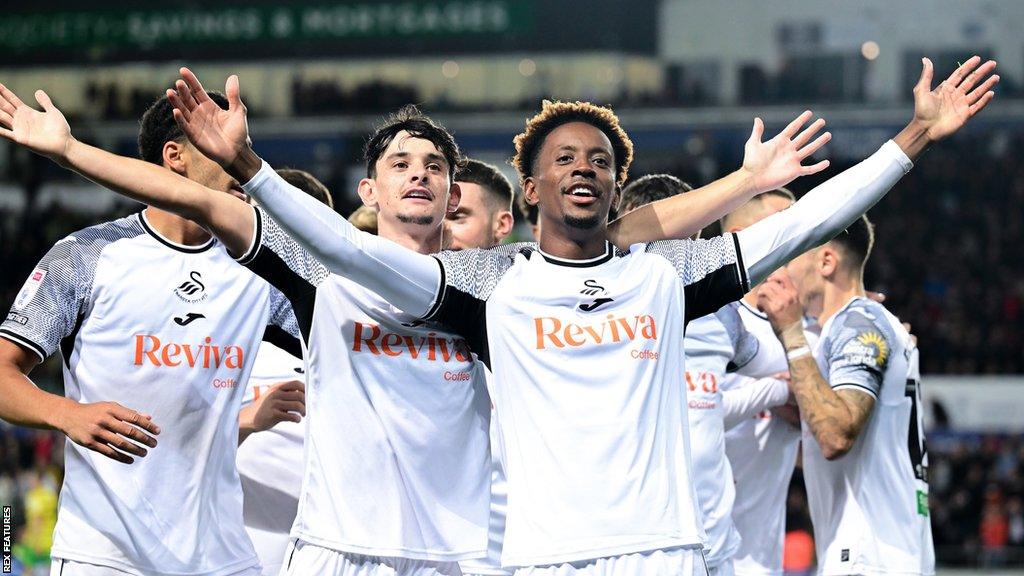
[[970, 91, 996, 116], [180, 68, 211, 104], [947, 55, 982, 88], [792, 118, 825, 149], [781, 110, 813, 139], [0, 83, 26, 109], [966, 75, 999, 105], [957, 60, 997, 94], [167, 90, 192, 123], [802, 159, 830, 175], [175, 79, 199, 112]]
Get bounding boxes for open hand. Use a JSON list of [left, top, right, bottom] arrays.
[[742, 110, 831, 194], [58, 401, 160, 464], [912, 56, 998, 142], [167, 68, 251, 170], [0, 84, 73, 162]]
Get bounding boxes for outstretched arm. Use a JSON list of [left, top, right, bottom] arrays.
[[736, 56, 998, 286], [168, 68, 444, 317], [0, 83, 255, 257], [608, 111, 831, 246]]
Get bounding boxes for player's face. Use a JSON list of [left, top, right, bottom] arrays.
[[447, 182, 497, 250], [185, 144, 247, 201], [368, 132, 456, 230], [528, 122, 617, 236], [785, 249, 825, 306]]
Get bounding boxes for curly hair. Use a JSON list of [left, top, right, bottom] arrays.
[[363, 104, 464, 179], [512, 100, 634, 187], [138, 92, 229, 166]]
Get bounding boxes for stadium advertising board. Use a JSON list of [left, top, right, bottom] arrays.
[[0, 0, 657, 65]]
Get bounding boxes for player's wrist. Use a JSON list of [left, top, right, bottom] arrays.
[[893, 120, 931, 160], [54, 135, 79, 168], [48, 396, 79, 434], [227, 146, 262, 184], [775, 320, 807, 349]]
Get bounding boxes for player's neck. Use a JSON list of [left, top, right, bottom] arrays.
[[143, 206, 212, 246], [818, 276, 867, 328], [378, 219, 444, 255], [537, 225, 610, 261]]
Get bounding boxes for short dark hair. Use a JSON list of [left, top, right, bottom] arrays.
[[513, 100, 634, 187], [720, 187, 796, 230], [456, 159, 514, 212], [138, 92, 229, 166], [276, 168, 334, 209], [830, 214, 875, 272], [363, 104, 464, 179], [618, 174, 694, 213]]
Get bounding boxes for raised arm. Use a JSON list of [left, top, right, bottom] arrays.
[[736, 55, 997, 286], [608, 111, 831, 246], [0, 83, 255, 257], [163, 68, 444, 316]]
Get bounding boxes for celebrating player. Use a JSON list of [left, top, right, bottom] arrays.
[[0, 93, 301, 576], [149, 54, 995, 575], [0, 70, 833, 576], [758, 215, 933, 575], [447, 159, 516, 250]]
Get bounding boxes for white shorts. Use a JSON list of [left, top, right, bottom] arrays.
[[512, 547, 708, 576], [51, 558, 262, 576], [281, 540, 463, 576]]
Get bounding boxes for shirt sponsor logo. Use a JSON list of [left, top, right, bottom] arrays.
[[174, 271, 208, 303], [134, 334, 244, 368], [535, 313, 657, 349], [842, 330, 889, 369], [13, 268, 46, 309], [351, 322, 472, 363]]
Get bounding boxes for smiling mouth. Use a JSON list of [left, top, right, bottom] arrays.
[[402, 188, 434, 201], [563, 184, 602, 204]]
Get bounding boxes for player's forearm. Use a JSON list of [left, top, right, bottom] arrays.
[[722, 377, 790, 430], [776, 326, 858, 458], [738, 141, 913, 286], [62, 139, 210, 224], [608, 169, 757, 246], [0, 364, 73, 431], [241, 161, 442, 317], [62, 139, 255, 256]]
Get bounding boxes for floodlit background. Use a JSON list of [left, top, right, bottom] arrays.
[[0, 1, 1022, 573]]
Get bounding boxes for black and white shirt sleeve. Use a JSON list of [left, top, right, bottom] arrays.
[[1, 237, 89, 362], [423, 244, 525, 361], [237, 206, 330, 342], [645, 234, 750, 323]]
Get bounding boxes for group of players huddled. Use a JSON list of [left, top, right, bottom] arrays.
[[0, 55, 998, 576]]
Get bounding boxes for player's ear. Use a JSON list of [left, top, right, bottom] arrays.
[[446, 182, 462, 216], [494, 210, 514, 242], [820, 246, 839, 278], [163, 140, 188, 176], [523, 177, 540, 206], [357, 178, 378, 209]]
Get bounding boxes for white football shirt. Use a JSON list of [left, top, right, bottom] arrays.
[[238, 208, 491, 561], [722, 301, 803, 576], [430, 237, 751, 567], [804, 296, 934, 575], [0, 212, 296, 576], [236, 342, 306, 574], [682, 305, 769, 568]]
